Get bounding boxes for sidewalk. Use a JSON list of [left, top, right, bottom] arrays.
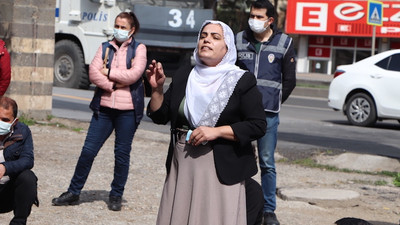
[[0, 118, 399, 225], [293, 72, 332, 98], [297, 72, 333, 84]]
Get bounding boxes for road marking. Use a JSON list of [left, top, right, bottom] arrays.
[[53, 93, 91, 101], [53, 92, 328, 112], [284, 104, 332, 112], [53, 93, 149, 111], [290, 95, 327, 101]]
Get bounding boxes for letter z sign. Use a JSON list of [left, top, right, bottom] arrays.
[[367, 0, 383, 26]]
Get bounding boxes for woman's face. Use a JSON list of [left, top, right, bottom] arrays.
[[114, 17, 135, 35], [197, 24, 227, 67]]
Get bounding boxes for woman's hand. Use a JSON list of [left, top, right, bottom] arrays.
[[115, 82, 126, 89], [146, 60, 166, 91], [146, 60, 166, 111], [101, 68, 109, 76], [0, 164, 6, 179], [189, 126, 236, 146]]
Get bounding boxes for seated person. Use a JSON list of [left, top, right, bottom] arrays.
[[0, 96, 38, 225]]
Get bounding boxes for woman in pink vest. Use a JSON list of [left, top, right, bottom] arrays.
[[52, 12, 147, 211]]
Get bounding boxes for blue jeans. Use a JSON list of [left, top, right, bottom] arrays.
[[257, 112, 279, 212], [68, 107, 137, 197]]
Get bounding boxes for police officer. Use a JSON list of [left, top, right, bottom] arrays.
[[236, 1, 296, 224]]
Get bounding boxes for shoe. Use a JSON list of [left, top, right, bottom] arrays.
[[108, 195, 122, 211], [52, 192, 79, 206], [263, 212, 280, 225]]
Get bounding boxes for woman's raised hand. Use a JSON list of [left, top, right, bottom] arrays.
[[146, 60, 165, 111], [146, 60, 166, 90]]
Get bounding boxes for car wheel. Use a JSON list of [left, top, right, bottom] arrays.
[[54, 40, 89, 89], [346, 93, 377, 126]]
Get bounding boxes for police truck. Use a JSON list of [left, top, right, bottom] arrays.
[[54, 0, 213, 89]]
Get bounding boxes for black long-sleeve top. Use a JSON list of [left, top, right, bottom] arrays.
[[147, 65, 266, 185]]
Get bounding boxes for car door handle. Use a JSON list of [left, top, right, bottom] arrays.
[[369, 74, 382, 79]]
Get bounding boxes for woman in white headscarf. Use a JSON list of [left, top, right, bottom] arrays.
[[146, 20, 266, 225]]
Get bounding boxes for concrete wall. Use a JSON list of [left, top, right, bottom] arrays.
[[0, 0, 55, 120]]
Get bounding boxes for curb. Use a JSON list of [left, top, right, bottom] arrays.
[[292, 86, 328, 99], [294, 75, 331, 98]]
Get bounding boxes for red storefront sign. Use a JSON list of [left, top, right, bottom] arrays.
[[356, 38, 373, 48], [333, 37, 356, 47], [308, 47, 331, 58], [391, 41, 400, 49], [308, 36, 331, 46], [286, 0, 400, 38]]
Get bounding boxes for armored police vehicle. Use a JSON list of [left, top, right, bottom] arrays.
[[54, 0, 213, 89]]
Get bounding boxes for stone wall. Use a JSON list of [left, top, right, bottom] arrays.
[[0, 0, 55, 119]]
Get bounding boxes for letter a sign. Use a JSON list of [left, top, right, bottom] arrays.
[[367, 0, 383, 26]]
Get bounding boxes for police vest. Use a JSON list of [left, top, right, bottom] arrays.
[[236, 31, 291, 113]]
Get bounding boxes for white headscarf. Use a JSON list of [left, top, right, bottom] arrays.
[[184, 20, 245, 127]]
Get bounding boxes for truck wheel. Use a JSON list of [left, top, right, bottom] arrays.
[[345, 93, 377, 127], [54, 40, 89, 89]]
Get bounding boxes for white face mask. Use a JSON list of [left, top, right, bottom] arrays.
[[0, 118, 16, 136], [248, 18, 269, 34], [113, 28, 131, 42]]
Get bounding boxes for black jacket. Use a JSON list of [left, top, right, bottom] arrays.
[[1, 122, 34, 178], [147, 65, 266, 185]]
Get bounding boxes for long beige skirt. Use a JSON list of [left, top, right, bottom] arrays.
[[156, 133, 246, 225]]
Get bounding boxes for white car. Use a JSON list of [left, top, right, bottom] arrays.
[[328, 49, 400, 126]]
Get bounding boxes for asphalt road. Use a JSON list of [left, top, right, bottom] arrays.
[[52, 87, 400, 159], [280, 96, 400, 159]]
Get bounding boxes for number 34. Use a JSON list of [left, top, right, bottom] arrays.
[[168, 9, 195, 29]]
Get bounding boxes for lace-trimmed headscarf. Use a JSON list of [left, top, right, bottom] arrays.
[[184, 20, 246, 127]]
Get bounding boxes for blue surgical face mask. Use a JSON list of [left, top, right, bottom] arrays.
[[0, 118, 16, 136], [113, 28, 131, 43]]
